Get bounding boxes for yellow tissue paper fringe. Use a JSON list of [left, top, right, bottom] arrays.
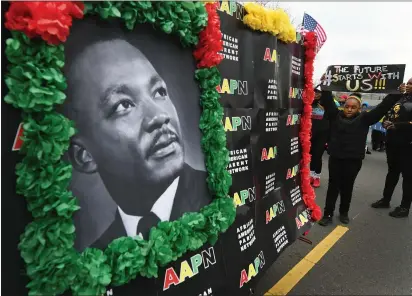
[[243, 2, 297, 43]]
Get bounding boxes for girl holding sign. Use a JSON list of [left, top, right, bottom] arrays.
[[317, 89, 402, 226]]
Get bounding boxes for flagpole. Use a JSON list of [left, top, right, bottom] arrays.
[[302, 11, 305, 27], [296, 11, 305, 44]]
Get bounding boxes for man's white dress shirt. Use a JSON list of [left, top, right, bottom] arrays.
[[118, 177, 180, 237]]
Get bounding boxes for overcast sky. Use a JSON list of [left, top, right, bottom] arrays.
[[269, 2, 412, 84]]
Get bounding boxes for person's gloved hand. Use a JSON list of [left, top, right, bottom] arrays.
[[399, 83, 406, 93], [383, 120, 395, 130]]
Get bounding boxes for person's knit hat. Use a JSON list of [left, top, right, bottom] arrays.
[[314, 83, 322, 93], [313, 78, 322, 92], [348, 93, 362, 104]]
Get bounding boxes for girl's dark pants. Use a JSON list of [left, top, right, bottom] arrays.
[[324, 157, 362, 216]]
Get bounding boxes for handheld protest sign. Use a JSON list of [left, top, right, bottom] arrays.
[[322, 64, 406, 93]]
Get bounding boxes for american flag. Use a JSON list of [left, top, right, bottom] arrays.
[[301, 13, 327, 52]]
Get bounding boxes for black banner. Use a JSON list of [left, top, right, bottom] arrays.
[[217, 6, 254, 108], [321, 64, 406, 93], [2, 2, 312, 296], [252, 32, 279, 110]]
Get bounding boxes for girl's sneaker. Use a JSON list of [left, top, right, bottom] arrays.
[[318, 215, 333, 226]]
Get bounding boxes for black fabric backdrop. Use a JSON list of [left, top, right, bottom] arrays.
[[1, 2, 312, 296]]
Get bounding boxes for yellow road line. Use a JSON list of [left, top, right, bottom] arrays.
[[266, 225, 349, 296]]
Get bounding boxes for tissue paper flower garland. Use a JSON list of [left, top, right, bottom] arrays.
[[5, 1, 235, 295], [300, 31, 322, 221], [241, 3, 320, 221], [242, 2, 296, 43]]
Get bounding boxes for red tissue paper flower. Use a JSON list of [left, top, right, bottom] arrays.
[[5, 1, 84, 45], [193, 2, 224, 68], [299, 31, 322, 222]]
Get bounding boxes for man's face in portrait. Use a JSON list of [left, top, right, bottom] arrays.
[[64, 39, 184, 213]]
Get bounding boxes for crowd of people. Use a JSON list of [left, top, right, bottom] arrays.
[[309, 77, 412, 226]]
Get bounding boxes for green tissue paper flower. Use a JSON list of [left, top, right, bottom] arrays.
[[139, 246, 158, 278], [71, 249, 112, 296], [155, 219, 190, 259], [19, 218, 78, 295], [118, 1, 156, 29], [6, 32, 65, 68], [181, 212, 208, 251], [84, 1, 124, 19], [16, 159, 72, 198], [39, 190, 80, 219], [20, 112, 75, 164], [196, 67, 232, 199], [151, 1, 207, 46], [16, 159, 78, 218], [105, 237, 148, 285], [5, 32, 66, 112], [85, 1, 207, 46], [201, 198, 236, 245], [149, 226, 174, 265]]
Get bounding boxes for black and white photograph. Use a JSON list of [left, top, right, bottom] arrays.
[[60, 17, 212, 251]]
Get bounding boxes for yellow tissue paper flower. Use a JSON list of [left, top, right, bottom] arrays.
[[243, 2, 296, 43]]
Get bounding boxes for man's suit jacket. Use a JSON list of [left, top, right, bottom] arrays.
[[88, 164, 211, 250]]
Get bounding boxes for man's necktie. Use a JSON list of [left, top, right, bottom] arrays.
[[136, 212, 160, 239]]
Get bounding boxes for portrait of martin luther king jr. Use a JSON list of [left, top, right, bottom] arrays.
[[60, 18, 211, 251]]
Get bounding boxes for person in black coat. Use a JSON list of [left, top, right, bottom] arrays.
[[310, 88, 330, 188], [371, 78, 412, 218], [318, 90, 402, 226]]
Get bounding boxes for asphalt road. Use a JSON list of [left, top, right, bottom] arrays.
[[257, 150, 412, 295]]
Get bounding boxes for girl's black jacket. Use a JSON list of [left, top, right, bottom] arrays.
[[320, 91, 401, 160]]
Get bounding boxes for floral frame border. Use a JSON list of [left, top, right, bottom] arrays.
[[4, 1, 318, 295]]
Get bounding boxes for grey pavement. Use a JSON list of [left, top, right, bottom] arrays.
[[256, 150, 412, 296]]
